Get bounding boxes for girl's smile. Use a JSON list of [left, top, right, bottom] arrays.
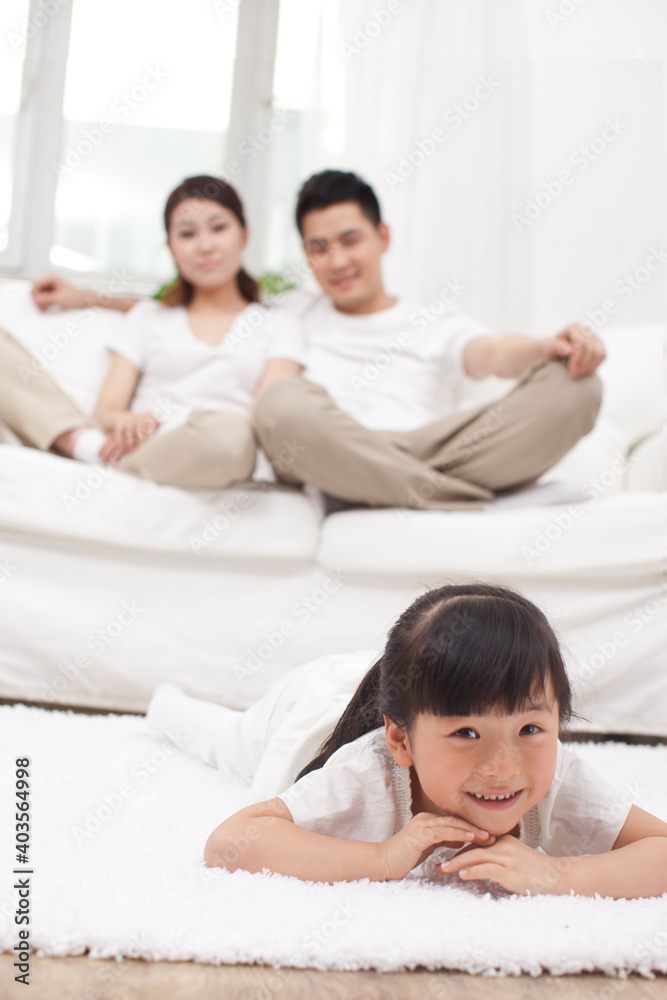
[[465, 788, 524, 809]]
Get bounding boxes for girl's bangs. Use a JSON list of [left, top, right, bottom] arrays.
[[395, 598, 566, 722]]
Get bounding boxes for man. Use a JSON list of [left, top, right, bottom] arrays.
[[252, 170, 604, 510]]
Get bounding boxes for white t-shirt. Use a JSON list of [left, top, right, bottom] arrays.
[[276, 291, 493, 431], [279, 728, 632, 877], [107, 299, 305, 432]]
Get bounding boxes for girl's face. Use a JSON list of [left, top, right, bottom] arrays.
[[167, 198, 247, 293], [385, 683, 560, 837]]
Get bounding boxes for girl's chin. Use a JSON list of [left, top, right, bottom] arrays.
[[441, 799, 526, 838]]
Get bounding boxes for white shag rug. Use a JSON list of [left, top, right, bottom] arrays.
[[1, 704, 666, 978]]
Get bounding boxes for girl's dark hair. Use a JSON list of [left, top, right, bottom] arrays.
[[295, 169, 382, 234], [297, 583, 573, 780], [162, 175, 260, 306]]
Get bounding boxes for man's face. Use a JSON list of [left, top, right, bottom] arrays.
[[300, 201, 389, 312]]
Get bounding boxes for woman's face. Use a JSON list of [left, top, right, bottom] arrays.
[[167, 198, 247, 293]]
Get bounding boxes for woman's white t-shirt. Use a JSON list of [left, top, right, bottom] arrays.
[[106, 300, 305, 432], [279, 728, 632, 876], [276, 291, 494, 431]]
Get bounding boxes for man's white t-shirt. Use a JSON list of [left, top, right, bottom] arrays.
[[277, 291, 493, 432], [279, 728, 631, 877], [107, 300, 305, 432]]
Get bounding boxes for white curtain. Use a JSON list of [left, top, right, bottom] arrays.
[[271, 0, 665, 334]]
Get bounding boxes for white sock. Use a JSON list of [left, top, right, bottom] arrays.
[[146, 682, 241, 770], [71, 428, 107, 464]]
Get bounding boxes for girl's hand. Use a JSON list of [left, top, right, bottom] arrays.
[[99, 412, 159, 464], [439, 834, 567, 895], [380, 812, 495, 881]]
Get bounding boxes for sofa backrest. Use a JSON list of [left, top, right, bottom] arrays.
[[0, 280, 125, 417]]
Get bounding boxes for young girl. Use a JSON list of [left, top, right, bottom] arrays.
[[147, 583, 667, 897], [0, 175, 304, 488]]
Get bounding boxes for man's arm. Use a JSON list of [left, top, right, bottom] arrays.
[[32, 273, 140, 314], [463, 323, 606, 380]]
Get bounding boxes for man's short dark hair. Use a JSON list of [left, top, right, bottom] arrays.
[[295, 170, 382, 234]]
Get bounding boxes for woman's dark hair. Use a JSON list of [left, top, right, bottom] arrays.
[[162, 175, 260, 306], [295, 170, 382, 234], [297, 583, 573, 780]]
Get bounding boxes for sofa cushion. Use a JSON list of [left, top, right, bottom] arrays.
[[318, 493, 663, 580], [0, 447, 320, 562]]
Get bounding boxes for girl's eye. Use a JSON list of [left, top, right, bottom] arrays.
[[213, 224, 227, 232], [453, 727, 477, 739], [521, 724, 542, 735], [178, 231, 194, 238]]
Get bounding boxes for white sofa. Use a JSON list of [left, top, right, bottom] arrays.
[[0, 279, 664, 735]]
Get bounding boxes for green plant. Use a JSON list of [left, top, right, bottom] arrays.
[[153, 270, 298, 302], [257, 271, 298, 297]]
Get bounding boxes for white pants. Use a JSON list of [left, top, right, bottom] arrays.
[[146, 650, 379, 798]]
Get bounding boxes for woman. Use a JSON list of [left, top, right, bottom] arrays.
[[0, 175, 304, 488]]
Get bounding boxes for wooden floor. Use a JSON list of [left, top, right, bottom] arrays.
[[1, 954, 666, 1000]]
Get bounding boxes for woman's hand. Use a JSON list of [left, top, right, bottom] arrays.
[[99, 412, 159, 464], [439, 834, 568, 895], [379, 812, 495, 881], [31, 273, 90, 312]]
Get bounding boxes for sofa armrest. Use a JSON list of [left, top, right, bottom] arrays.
[[626, 428, 665, 493]]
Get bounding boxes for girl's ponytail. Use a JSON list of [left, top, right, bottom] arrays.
[[295, 657, 383, 780]]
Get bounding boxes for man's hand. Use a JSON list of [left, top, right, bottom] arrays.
[[98, 413, 159, 465], [439, 834, 570, 895], [31, 273, 90, 312], [542, 323, 606, 379]]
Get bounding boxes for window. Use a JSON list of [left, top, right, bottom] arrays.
[[0, 0, 343, 290], [262, 0, 346, 275], [51, 0, 239, 282], [0, 0, 31, 258]]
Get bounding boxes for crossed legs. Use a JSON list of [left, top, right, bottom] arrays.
[[253, 359, 602, 510]]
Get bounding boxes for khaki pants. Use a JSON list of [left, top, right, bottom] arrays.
[[0, 326, 256, 489], [253, 359, 603, 510]]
